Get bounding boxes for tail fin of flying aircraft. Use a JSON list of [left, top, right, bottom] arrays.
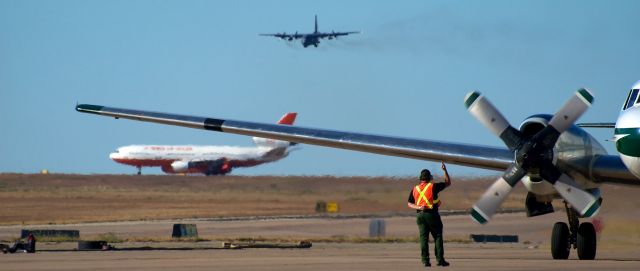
[[253, 113, 298, 147], [314, 15, 318, 33], [277, 112, 297, 125]]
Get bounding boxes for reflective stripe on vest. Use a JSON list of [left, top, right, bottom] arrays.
[[413, 183, 441, 209]]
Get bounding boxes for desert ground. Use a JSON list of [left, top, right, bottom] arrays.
[[0, 174, 639, 270]]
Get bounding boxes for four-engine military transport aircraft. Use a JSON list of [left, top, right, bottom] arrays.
[[109, 113, 298, 176], [259, 15, 359, 48], [76, 81, 640, 260]]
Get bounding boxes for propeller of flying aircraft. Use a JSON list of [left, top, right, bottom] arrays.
[[464, 89, 601, 224]]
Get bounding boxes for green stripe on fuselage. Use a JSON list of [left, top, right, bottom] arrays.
[[615, 127, 640, 157]]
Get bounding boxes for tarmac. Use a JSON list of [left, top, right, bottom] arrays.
[[1, 213, 638, 270], [1, 243, 639, 271]]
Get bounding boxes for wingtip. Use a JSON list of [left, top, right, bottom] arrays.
[[76, 103, 104, 113]]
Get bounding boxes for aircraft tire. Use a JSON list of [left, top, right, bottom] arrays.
[[551, 222, 570, 259], [577, 222, 597, 260]]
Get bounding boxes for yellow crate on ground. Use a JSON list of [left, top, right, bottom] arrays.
[[326, 202, 339, 213]]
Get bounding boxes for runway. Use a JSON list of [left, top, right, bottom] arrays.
[[1, 213, 639, 270], [1, 243, 639, 271]]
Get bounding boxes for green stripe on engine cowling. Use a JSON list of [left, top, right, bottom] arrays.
[[577, 88, 594, 104], [470, 208, 487, 224], [464, 92, 480, 109], [76, 104, 104, 113], [614, 128, 640, 157]]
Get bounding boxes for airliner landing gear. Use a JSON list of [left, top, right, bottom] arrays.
[[551, 201, 597, 260], [136, 166, 142, 175]]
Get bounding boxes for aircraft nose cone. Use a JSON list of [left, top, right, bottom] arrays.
[[632, 79, 640, 90], [109, 152, 122, 160]]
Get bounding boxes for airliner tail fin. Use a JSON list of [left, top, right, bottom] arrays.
[[253, 112, 298, 147], [277, 112, 297, 125]]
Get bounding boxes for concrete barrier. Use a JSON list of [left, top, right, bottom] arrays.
[[172, 224, 198, 238], [21, 229, 79, 240], [470, 234, 519, 243], [369, 219, 386, 238], [78, 241, 107, 250]]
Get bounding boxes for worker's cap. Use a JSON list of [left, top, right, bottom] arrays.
[[420, 169, 432, 181]]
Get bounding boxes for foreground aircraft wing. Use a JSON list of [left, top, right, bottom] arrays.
[[76, 104, 513, 171], [76, 104, 640, 184]]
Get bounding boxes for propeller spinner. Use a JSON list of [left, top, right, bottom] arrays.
[[464, 89, 600, 224]]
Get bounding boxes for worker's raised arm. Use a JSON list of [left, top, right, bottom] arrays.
[[442, 162, 451, 187]]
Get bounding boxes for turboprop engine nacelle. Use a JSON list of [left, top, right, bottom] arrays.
[[171, 161, 189, 173], [517, 114, 609, 192]]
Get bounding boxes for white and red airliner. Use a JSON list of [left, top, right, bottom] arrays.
[[109, 113, 298, 175]]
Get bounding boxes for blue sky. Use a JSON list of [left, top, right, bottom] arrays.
[[1, 1, 639, 176]]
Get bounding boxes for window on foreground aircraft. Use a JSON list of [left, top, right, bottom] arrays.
[[624, 89, 639, 110]]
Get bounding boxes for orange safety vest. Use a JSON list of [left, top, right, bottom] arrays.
[[412, 182, 441, 209]]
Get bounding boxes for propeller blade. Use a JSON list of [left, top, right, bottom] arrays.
[[538, 162, 600, 217], [464, 91, 523, 150], [470, 164, 526, 224], [536, 88, 594, 149], [548, 88, 593, 132], [553, 174, 601, 217]]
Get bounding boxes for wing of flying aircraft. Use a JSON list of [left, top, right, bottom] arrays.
[[319, 31, 360, 40], [259, 32, 303, 41]]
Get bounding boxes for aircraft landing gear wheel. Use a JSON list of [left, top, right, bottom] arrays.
[[551, 222, 570, 259], [577, 222, 597, 260]]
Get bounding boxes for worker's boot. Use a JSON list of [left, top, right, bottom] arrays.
[[437, 260, 450, 266], [424, 261, 431, 267]]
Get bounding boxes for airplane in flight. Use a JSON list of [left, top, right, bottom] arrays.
[[76, 81, 640, 260], [109, 113, 298, 175], [259, 15, 360, 48]]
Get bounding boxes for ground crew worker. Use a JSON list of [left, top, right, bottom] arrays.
[[407, 162, 451, 267], [26, 233, 36, 253]]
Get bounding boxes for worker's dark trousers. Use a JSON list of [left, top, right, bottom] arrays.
[[416, 211, 444, 264]]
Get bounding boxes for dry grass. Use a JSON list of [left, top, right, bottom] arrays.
[[1, 173, 638, 236], [73, 233, 472, 244], [0, 173, 512, 225]]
